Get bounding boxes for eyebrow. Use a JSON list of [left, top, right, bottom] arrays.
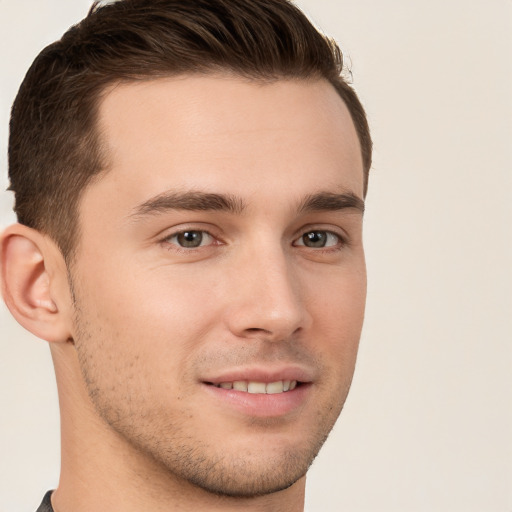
[[129, 189, 364, 220], [130, 191, 246, 218], [298, 191, 365, 214]]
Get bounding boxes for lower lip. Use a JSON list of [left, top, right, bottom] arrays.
[[203, 383, 311, 418]]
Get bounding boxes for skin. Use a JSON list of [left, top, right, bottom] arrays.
[[1, 75, 366, 511]]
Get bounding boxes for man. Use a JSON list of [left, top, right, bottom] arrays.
[[0, 0, 372, 510]]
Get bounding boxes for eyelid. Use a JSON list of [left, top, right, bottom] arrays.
[[156, 222, 218, 240]]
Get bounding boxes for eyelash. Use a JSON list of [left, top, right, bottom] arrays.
[[160, 228, 347, 253]]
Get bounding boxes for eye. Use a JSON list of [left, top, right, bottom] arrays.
[[295, 230, 341, 248], [167, 230, 214, 248]]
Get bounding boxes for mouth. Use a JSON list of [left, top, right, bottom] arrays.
[[206, 380, 299, 394], [201, 369, 311, 417]]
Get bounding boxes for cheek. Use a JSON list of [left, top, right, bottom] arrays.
[[309, 263, 366, 324], [72, 263, 221, 380], [78, 255, 213, 325], [306, 265, 366, 363]]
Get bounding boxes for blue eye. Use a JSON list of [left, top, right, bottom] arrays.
[[168, 230, 213, 248], [295, 230, 340, 248]]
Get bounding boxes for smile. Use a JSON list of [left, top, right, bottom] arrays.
[[211, 380, 298, 394], [203, 373, 311, 417]]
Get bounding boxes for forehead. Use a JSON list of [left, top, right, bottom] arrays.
[[89, 75, 364, 212]]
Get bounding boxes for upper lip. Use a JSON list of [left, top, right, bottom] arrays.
[[202, 365, 315, 385]]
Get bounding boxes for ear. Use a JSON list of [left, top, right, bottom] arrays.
[[1, 223, 73, 343]]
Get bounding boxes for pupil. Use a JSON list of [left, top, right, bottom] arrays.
[[304, 231, 326, 248], [178, 231, 203, 247]]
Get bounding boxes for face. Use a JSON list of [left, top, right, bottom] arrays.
[[69, 75, 366, 497]]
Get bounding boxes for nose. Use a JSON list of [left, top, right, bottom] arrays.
[[223, 246, 312, 342]]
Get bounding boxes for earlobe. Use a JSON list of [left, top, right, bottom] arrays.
[[1, 224, 72, 343]]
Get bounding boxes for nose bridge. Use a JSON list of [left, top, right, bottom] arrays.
[[225, 239, 309, 340]]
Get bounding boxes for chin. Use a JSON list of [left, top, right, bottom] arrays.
[[145, 425, 333, 499], [172, 450, 312, 498]]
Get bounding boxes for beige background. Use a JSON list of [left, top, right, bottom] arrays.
[[1, 1, 511, 511]]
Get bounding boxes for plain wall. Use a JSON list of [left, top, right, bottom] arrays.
[[1, 1, 511, 511]]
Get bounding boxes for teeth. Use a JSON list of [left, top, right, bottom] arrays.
[[233, 381, 248, 392], [266, 381, 284, 394], [247, 382, 266, 394], [216, 380, 298, 394]]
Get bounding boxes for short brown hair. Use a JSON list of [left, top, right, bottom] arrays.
[[8, 0, 372, 260]]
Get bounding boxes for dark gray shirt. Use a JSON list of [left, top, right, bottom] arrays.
[[36, 491, 54, 512]]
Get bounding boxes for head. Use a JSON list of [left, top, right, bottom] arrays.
[[2, 0, 372, 505]]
